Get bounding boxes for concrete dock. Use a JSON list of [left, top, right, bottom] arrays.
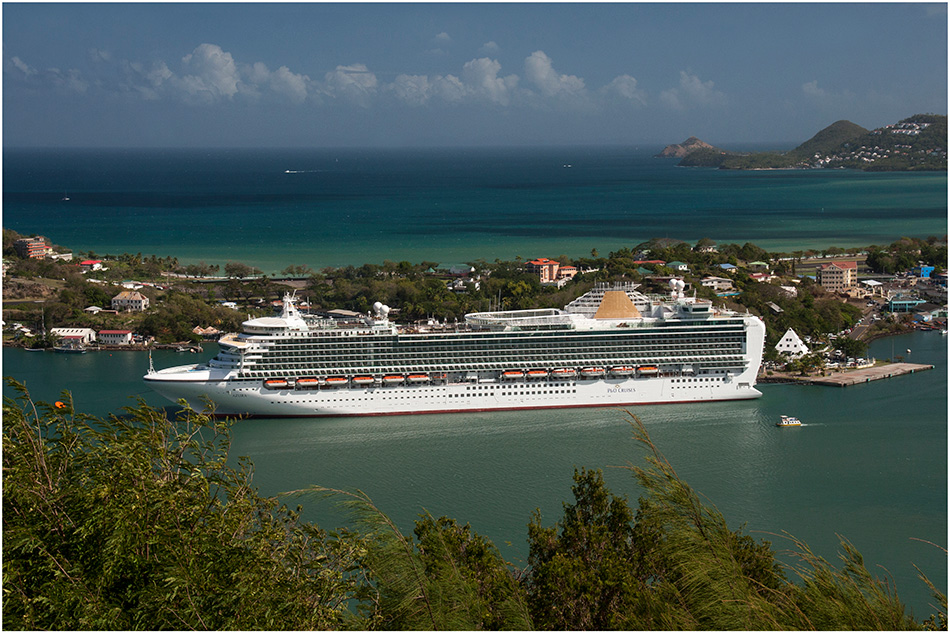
[[807, 363, 934, 387]]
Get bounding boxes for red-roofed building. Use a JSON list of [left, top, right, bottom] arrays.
[[817, 261, 857, 292], [14, 237, 51, 259], [80, 260, 103, 271], [98, 330, 133, 346], [526, 258, 560, 283]]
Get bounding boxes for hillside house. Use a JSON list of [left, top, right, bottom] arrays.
[[14, 237, 52, 259], [817, 261, 857, 292], [700, 276, 734, 292], [111, 290, 149, 312]]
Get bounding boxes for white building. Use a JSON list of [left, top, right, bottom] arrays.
[[112, 290, 149, 312], [98, 330, 133, 345], [775, 328, 809, 359], [50, 327, 96, 344], [700, 276, 735, 292]]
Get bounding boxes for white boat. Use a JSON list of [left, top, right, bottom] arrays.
[[777, 415, 802, 427], [145, 283, 765, 417]]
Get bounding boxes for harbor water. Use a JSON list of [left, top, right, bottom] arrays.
[[3, 330, 946, 619]]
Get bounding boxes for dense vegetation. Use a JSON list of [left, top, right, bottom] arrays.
[[6, 227, 945, 350], [4, 382, 945, 630]]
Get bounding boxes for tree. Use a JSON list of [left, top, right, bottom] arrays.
[[224, 261, 258, 279], [526, 468, 651, 630], [2, 381, 374, 630]]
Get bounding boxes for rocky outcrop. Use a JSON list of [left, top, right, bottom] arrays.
[[655, 137, 718, 158]]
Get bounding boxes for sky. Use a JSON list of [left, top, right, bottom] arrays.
[[2, 2, 947, 149]]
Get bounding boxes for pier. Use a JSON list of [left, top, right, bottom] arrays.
[[806, 363, 934, 387]]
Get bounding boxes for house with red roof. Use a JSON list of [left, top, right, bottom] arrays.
[[98, 330, 133, 346]]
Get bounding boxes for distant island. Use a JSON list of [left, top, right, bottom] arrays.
[[657, 114, 948, 171]]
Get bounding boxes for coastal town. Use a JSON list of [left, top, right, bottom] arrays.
[[4, 229, 946, 384]]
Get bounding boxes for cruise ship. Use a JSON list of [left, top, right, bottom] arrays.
[[144, 283, 765, 417]]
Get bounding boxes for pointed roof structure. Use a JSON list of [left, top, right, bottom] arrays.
[[775, 328, 809, 358], [593, 290, 642, 319]]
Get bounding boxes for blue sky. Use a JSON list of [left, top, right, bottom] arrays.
[[3, 2, 947, 148]]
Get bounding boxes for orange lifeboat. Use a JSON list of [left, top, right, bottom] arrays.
[[407, 374, 430, 384], [551, 368, 577, 378], [502, 370, 525, 380], [610, 366, 635, 377], [637, 365, 660, 376], [296, 377, 320, 389], [580, 367, 605, 378], [325, 376, 349, 387], [382, 374, 405, 385], [352, 376, 375, 386], [264, 378, 289, 389]]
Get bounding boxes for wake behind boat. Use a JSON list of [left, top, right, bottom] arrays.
[[144, 283, 766, 418]]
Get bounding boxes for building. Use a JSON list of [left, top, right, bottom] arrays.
[[913, 265, 935, 278], [98, 330, 134, 345], [667, 261, 690, 272], [557, 265, 578, 281], [14, 237, 51, 259], [80, 260, 104, 272], [111, 290, 149, 312], [700, 276, 735, 292], [525, 258, 560, 283], [775, 328, 809, 359], [817, 261, 857, 292], [50, 328, 96, 344]]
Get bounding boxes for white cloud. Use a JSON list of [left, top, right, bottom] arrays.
[[9, 56, 37, 77], [179, 43, 240, 103], [802, 80, 826, 97], [435, 32, 451, 42], [391, 73, 433, 106], [480, 41, 500, 54], [523, 50, 585, 98], [601, 74, 646, 105], [461, 57, 517, 105], [660, 71, 725, 110], [244, 61, 310, 104], [323, 63, 378, 106]]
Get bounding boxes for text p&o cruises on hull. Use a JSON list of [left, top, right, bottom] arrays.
[[144, 283, 766, 417]]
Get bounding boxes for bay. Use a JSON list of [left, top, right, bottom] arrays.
[[3, 147, 947, 273], [3, 330, 946, 619]]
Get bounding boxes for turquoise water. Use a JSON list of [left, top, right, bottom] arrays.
[[3, 330, 946, 618], [3, 147, 947, 273]]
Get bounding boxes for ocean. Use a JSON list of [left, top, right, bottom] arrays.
[[2, 146, 947, 618], [3, 146, 947, 272], [2, 331, 946, 619]]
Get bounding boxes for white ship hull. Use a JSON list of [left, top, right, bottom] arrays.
[[145, 364, 762, 418]]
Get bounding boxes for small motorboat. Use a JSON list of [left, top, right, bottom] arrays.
[[776, 415, 802, 427]]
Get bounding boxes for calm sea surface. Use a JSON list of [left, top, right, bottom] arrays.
[[3, 147, 947, 272], [2, 331, 946, 618]]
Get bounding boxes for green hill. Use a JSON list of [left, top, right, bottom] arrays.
[[673, 114, 947, 171], [786, 120, 868, 160]]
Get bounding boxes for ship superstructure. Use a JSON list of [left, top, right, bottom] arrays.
[[144, 283, 765, 417]]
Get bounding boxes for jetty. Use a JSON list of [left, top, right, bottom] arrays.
[[806, 363, 934, 387]]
